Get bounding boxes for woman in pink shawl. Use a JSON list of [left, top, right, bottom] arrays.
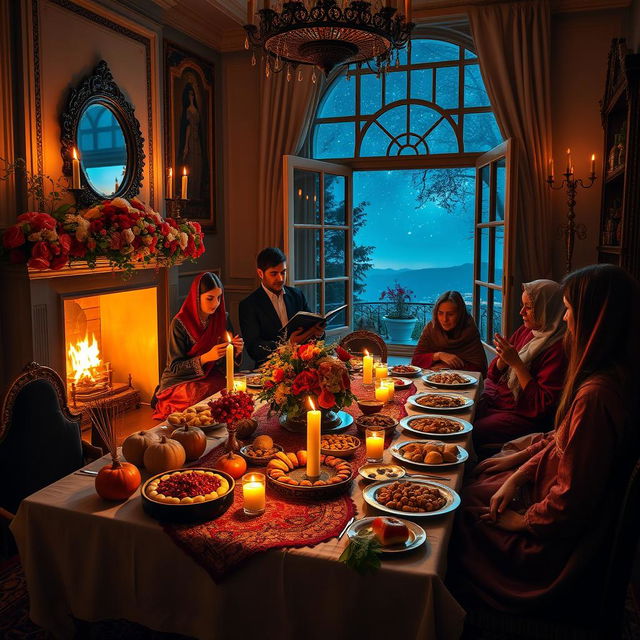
[[152, 272, 243, 419], [450, 264, 640, 615]]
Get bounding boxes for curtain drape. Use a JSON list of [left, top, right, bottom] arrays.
[[257, 68, 325, 250], [468, 0, 553, 282]]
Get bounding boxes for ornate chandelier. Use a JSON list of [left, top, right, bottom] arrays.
[[244, 1, 415, 79]]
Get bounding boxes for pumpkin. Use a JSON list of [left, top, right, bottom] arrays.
[[170, 425, 207, 461], [143, 436, 186, 474], [122, 430, 158, 467], [95, 460, 141, 501], [236, 418, 258, 440], [216, 452, 247, 479]]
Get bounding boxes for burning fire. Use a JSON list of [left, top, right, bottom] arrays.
[[68, 334, 102, 385]]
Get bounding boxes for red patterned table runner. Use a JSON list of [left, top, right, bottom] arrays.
[[163, 377, 416, 581]]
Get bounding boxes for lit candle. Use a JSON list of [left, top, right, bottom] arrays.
[[362, 350, 373, 385], [375, 383, 389, 403], [247, 0, 255, 24], [383, 377, 395, 402], [167, 167, 173, 199], [72, 148, 81, 189], [548, 158, 554, 181], [306, 398, 321, 479], [566, 148, 572, 174], [233, 376, 247, 392], [375, 364, 388, 379], [226, 332, 234, 391], [242, 473, 265, 515], [181, 167, 188, 200], [366, 428, 384, 462], [590, 153, 596, 177]]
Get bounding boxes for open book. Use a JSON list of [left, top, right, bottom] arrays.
[[282, 304, 347, 335]]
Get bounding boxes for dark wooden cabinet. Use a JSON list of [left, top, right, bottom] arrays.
[[599, 39, 640, 278]]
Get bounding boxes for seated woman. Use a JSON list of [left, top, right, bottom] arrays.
[[411, 291, 487, 375], [473, 279, 567, 449], [450, 264, 640, 615], [152, 272, 243, 420]]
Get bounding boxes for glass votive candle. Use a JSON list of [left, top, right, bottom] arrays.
[[383, 376, 395, 402], [374, 378, 390, 403], [242, 472, 266, 516], [365, 427, 385, 462], [374, 363, 389, 379], [233, 376, 247, 392]]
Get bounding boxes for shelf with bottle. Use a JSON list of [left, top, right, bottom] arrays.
[[600, 198, 622, 247]]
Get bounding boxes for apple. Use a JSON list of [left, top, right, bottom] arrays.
[[371, 516, 409, 546]]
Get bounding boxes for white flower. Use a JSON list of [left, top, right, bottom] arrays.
[[111, 197, 130, 209], [122, 228, 135, 244], [179, 232, 188, 250]]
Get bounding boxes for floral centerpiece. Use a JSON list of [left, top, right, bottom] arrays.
[[1, 196, 205, 274], [257, 341, 355, 428], [380, 282, 417, 344]]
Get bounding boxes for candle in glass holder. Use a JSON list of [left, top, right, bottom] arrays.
[[242, 473, 265, 515], [366, 428, 384, 462], [383, 376, 395, 402], [375, 364, 388, 379], [374, 379, 389, 403], [226, 332, 234, 391], [362, 350, 373, 384], [233, 376, 247, 392], [306, 398, 321, 479]]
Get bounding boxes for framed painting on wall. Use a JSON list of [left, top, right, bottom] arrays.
[[164, 42, 216, 231]]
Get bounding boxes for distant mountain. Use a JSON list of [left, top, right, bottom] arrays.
[[358, 263, 502, 303]]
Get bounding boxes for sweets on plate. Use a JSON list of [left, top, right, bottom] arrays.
[[416, 394, 465, 408], [375, 481, 447, 513], [145, 470, 230, 504], [407, 416, 463, 434]]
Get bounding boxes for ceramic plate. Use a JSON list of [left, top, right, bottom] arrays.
[[389, 376, 412, 390], [388, 364, 422, 377], [407, 392, 474, 412], [245, 375, 263, 389], [390, 441, 469, 468], [346, 517, 426, 553], [358, 463, 406, 482], [363, 478, 460, 518], [422, 371, 478, 388], [399, 414, 473, 438]]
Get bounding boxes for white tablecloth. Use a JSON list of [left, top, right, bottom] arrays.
[[11, 374, 481, 640]]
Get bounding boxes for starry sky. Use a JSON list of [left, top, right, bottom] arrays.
[[353, 169, 475, 270]]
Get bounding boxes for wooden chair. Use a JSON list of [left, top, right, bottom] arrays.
[[0, 362, 102, 518], [338, 330, 388, 362]]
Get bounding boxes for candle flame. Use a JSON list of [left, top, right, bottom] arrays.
[[591, 153, 595, 161], [226, 332, 232, 343], [183, 167, 187, 176], [169, 167, 173, 177], [566, 148, 571, 154], [297, 188, 302, 197], [363, 349, 369, 356], [308, 397, 316, 411], [72, 147, 78, 160]]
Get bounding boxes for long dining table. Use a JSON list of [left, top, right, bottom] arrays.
[[10, 370, 481, 640]]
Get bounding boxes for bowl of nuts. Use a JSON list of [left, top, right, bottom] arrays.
[[355, 413, 398, 437], [320, 434, 361, 458], [240, 435, 283, 466]]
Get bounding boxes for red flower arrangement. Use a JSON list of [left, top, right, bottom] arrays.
[[1, 196, 205, 274], [208, 390, 255, 426], [379, 281, 416, 319]]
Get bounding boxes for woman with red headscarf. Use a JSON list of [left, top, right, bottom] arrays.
[[152, 272, 243, 420], [449, 264, 640, 615]]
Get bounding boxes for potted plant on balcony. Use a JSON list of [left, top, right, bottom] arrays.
[[380, 282, 417, 344]]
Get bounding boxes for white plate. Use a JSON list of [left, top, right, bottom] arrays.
[[407, 392, 474, 412], [422, 371, 478, 388], [346, 517, 426, 553], [388, 364, 423, 377], [358, 463, 406, 482], [388, 376, 412, 390], [245, 376, 263, 389], [363, 478, 461, 518], [399, 414, 473, 438], [390, 441, 469, 468]]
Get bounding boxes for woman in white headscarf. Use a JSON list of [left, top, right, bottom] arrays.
[[473, 280, 567, 450]]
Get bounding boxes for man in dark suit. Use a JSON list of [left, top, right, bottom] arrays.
[[239, 247, 323, 367]]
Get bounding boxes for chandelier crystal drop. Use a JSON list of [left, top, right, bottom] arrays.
[[244, 1, 414, 77]]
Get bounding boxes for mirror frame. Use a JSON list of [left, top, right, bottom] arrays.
[[60, 60, 145, 207]]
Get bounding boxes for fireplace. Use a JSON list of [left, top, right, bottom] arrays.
[[0, 261, 177, 417]]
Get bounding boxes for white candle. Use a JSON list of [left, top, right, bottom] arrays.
[[242, 473, 265, 514], [566, 148, 572, 174], [375, 364, 388, 379], [548, 158, 554, 181], [181, 167, 188, 200], [366, 429, 384, 461], [362, 350, 373, 384], [226, 332, 234, 391], [306, 398, 321, 479], [590, 154, 596, 177], [72, 148, 81, 189], [167, 167, 173, 199]]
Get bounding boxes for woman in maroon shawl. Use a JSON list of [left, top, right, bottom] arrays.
[[411, 291, 487, 375], [152, 272, 243, 420], [450, 264, 640, 615], [473, 279, 567, 449]]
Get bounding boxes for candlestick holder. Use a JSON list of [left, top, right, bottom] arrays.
[[547, 170, 596, 273], [165, 197, 188, 220]]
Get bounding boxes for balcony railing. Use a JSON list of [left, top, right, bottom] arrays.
[[353, 301, 435, 343]]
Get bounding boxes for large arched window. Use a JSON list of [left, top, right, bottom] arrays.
[[311, 38, 501, 160], [286, 37, 510, 349]]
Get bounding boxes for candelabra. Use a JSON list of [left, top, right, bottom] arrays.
[[547, 164, 596, 273]]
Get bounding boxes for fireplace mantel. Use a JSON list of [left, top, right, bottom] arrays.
[[25, 258, 183, 280]]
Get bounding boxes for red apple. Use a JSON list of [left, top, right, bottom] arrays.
[[371, 516, 409, 546]]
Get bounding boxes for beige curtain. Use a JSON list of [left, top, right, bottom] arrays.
[[468, 0, 553, 281], [257, 67, 325, 249]]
